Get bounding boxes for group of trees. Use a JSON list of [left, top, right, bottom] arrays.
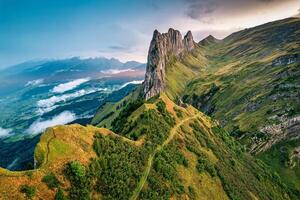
[[91, 134, 146, 199], [64, 161, 91, 199]]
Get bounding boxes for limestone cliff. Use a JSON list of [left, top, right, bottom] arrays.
[[143, 28, 195, 99]]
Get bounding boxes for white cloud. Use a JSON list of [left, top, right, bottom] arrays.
[[37, 88, 109, 115], [52, 78, 91, 93], [26, 111, 77, 135], [101, 68, 134, 74], [25, 79, 44, 87], [0, 127, 12, 138], [120, 80, 144, 89], [37, 105, 59, 115]]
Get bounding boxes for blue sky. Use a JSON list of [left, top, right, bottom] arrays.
[[0, 0, 299, 68]]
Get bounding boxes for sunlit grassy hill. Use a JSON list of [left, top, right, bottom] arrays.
[[0, 94, 291, 199]]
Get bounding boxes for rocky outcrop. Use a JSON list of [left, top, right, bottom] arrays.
[[250, 115, 300, 154], [143, 28, 195, 99], [272, 54, 300, 66]]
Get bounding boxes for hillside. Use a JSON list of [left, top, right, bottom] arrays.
[[183, 17, 300, 151], [0, 94, 292, 199], [179, 17, 300, 193], [91, 19, 300, 196]]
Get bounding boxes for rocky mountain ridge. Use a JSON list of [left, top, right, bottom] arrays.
[[143, 28, 196, 99]]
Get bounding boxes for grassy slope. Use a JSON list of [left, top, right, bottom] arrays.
[[258, 139, 300, 197], [96, 94, 290, 200], [179, 17, 300, 194], [184, 17, 300, 138], [0, 124, 97, 199], [91, 86, 142, 128], [0, 94, 291, 199], [165, 47, 208, 100]]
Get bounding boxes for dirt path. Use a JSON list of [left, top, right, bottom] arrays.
[[130, 114, 200, 200], [44, 129, 57, 166]]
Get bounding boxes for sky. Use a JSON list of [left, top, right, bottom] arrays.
[[0, 0, 299, 68]]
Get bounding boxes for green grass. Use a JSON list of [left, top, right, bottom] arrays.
[[174, 17, 300, 196], [258, 139, 300, 198]]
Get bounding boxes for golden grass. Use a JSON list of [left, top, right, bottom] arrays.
[[0, 124, 97, 200], [177, 148, 228, 200], [95, 127, 144, 147]]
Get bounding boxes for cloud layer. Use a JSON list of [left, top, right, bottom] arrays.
[[52, 78, 90, 93], [120, 80, 144, 89], [25, 79, 44, 87], [37, 88, 108, 115], [101, 68, 134, 74], [0, 127, 12, 137], [27, 111, 77, 135]]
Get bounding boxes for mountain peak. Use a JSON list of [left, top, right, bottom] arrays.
[[143, 29, 196, 99], [184, 30, 194, 51], [199, 35, 219, 46]]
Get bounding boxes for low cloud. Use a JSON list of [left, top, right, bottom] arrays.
[[26, 111, 77, 135], [37, 88, 109, 115], [101, 68, 134, 75], [0, 127, 12, 138], [52, 78, 91, 93], [120, 80, 144, 89], [25, 79, 44, 87]]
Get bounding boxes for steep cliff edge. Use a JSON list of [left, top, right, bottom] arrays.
[[143, 28, 196, 99]]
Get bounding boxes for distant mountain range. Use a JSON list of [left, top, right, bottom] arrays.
[[0, 57, 145, 96]]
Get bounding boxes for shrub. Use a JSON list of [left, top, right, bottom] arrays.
[[111, 99, 143, 134], [55, 187, 66, 200], [20, 184, 36, 199], [42, 173, 60, 189], [196, 157, 217, 177], [188, 186, 196, 199], [174, 107, 184, 118], [156, 100, 175, 125], [64, 161, 91, 200]]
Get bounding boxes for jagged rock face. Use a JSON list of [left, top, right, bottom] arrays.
[[143, 28, 195, 99]]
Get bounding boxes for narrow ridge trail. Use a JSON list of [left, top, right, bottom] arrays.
[[130, 113, 200, 200], [44, 129, 57, 166]]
